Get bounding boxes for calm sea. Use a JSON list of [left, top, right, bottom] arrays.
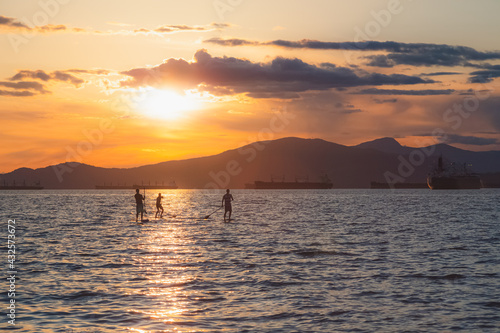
[[1, 189, 499, 332]]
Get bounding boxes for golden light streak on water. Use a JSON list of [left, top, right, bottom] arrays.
[[127, 200, 202, 331]]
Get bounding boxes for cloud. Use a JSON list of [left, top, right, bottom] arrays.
[[447, 134, 499, 146], [205, 37, 403, 50], [0, 16, 71, 33], [36, 24, 68, 33], [2, 69, 97, 96], [66, 69, 111, 75], [364, 46, 500, 68], [420, 72, 462, 77], [0, 15, 29, 29], [339, 108, 363, 114], [120, 49, 433, 97], [458, 88, 495, 96], [0, 90, 36, 97], [0, 15, 230, 35], [10, 70, 51, 81], [205, 38, 500, 69], [10, 70, 84, 87], [355, 88, 455, 96], [135, 22, 230, 35], [154, 25, 199, 33], [0, 81, 49, 94], [373, 98, 398, 104], [204, 37, 262, 47], [468, 65, 500, 83], [52, 71, 85, 86], [420, 134, 499, 146]]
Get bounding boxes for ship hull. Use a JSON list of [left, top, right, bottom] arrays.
[[427, 175, 482, 190]]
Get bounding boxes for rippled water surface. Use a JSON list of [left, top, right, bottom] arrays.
[[1, 189, 499, 332]]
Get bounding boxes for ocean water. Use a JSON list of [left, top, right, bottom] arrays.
[[1, 189, 499, 332]]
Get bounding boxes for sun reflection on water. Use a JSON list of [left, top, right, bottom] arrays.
[[127, 190, 204, 331]]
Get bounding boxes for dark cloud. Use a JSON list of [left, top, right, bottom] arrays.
[[374, 98, 398, 104], [339, 108, 363, 114], [52, 71, 85, 86], [355, 88, 455, 96], [9, 70, 84, 87], [3, 69, 90, 96], [364, 55, 394, 68], [458, 88, 495, 96], [0, 81, 49, 94], [10, 70, 52, 81], [205, 38, 500, 69], [0, 15, 29, 29], [477, 131, 500, 135], [468, 65, 500, 83], [204, 38, 411, 51], [205, 37, 259, 46], [442, 134, 498, 146], [421, 72, 462, 76], [362, 44, 500, 69], [364, 49, 499, 68], [121, 49, 433, 97], [0, 90, 35, 97], [0, 16, 71, 33]]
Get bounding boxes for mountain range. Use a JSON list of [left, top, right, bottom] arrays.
[[2, 137, 500, 189]]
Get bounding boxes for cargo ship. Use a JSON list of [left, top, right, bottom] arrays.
[[427, 156, 482, 190], [0, 180, 43, 190], [245, 176, 333, 189], [95, 181, 178, 190]]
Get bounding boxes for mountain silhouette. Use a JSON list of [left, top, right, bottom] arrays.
[[355, 137, 411, 155], [2, 137, 500, 189]]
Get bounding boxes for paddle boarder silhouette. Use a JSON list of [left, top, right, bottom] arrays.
[[222, 189, 234, 221], [134, 189, 145, 222], [155, 193, 164, 218]]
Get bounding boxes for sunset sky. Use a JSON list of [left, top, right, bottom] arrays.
[[1, 0, 500, 173]]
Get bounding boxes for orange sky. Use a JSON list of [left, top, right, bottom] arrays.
[[1, 0, 500, 173]]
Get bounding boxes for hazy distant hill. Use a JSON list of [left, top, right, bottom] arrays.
[[355, 138, 500, 174], [2, 137, 500, 189]]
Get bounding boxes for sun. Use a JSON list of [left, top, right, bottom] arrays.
[[138, 88, 200, 120]]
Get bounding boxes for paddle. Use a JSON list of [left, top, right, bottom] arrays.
[[204, 206, 222, 219]]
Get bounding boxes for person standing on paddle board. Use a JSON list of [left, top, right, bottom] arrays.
[[155, 193, 164, 218], [135, 189, 145, 222], [222, 189, 234, 221]]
